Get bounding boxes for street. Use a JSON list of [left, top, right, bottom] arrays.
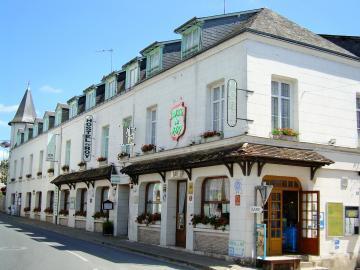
[[0, 215, 192, 270]]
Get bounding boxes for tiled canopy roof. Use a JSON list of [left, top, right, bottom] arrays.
[[51, 165, 114, 187], [121, 143, 333, 180]]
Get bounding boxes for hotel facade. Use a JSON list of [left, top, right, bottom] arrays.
[[5, 8, 360, 269]]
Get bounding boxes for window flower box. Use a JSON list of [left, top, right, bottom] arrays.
[[75, 210, 87, 217], [10, 178, 15, 182], [136, 213, 161, 226], [23, 207, 31, 213], [117, 152, 129, 160], [36, 172, 42, 178], [18, 176, 22, 180], [141, 144, 156, 154], [191, 214, 229, 231], [201, 131, 223, 143], [78, 161, 86, 171], [47, 168, 54, 176], [59, 209, 69, 216], [26, 174, 32, 179], [44, 207, 53, 215], [97, 157, 107, 167], [92, 211, 108, 220], [272, 128, 298, 142], [61, 165, 69, 173], [33, 207, 41, 213]]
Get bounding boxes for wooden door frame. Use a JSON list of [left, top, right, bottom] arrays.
[[176, 180, 187, 248]]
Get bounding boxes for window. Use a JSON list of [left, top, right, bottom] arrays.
[[79, 189, 87, 213], [62, 190, 70, 211], [65, 140, 71, 166], [20, 157, 24, 178], [122, 117, 132, 154], [55, 109, 62, 126], [147, 107, 157, 145], [69, 101, 78, 118], [356, 96, 360, 135], [271, 81, 291, 129], [24, 128, 29, 142], [27, 192, 32, 208], [43, 117, 49, 132], [100, 187, 109, 212], [85, 90, 96, 110], [211, 84, 225, 132], [202, 177, 230, 217], [146, 48, 161, 77], [29, 154, 33, 175], [145, 182, 161, 214], [38, 150, 44, 173], [345, 206, 359, 235], [105, 79, 116, 100], [36, 192, 42, 210], [16, 132, 21, 146], [182, 27, 200, 58], [128, 66, 139, 89], [101, 126, 110, 159], [13, 160, 17, 179], [49, 191, 54, 211]]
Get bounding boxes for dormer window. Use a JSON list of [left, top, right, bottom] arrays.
[[43, 116, 49, 132], [85, 89, 96, 110], [55, 109, 62, 126], [181, 26, 201, 58], [33, 123, 38, 137], [69, 101, 77, 118], [126, 65, 139, 89], [105, 79, 116, 100], [146, 47, 162, 78]]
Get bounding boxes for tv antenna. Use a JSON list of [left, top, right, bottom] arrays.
[[96, 49, 114, 72], [223, 0, 226, 14]]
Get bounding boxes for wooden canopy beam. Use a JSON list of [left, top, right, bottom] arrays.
[[183, 168, 192, 180], [224, 162, 234, 177], [257, 161, 266, 177], [237, 161, 247, 176], [247, 161, 255, 176], [310, 166, 320, 180], [158, 171, 166, 182]]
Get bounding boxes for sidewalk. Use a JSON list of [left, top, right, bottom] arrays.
[[0, 212, 255, 270]]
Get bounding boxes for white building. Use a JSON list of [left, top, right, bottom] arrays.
[[6, 8, 360, 269]]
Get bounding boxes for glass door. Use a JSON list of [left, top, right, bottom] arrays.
[[264, 190, 282, 256]]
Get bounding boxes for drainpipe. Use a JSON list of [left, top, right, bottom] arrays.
[[254, 187, 257, 266]]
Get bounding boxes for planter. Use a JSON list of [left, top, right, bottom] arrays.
[[196, 223, 213, 230], [79, 165, 86, 171], [272, 134, 298, 142], [203, 135, 222, 143], [98, 160, 107, 167], [142, 149, 155, 155]]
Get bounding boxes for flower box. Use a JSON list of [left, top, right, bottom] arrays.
[[10, 178, 15, 182], [59, 209, 69, 216], [97, 157, 107, 167], [136, 213, 161, 226], [75, 210, 87, 217], [191, 214, 229, 231], [23, 207, 31, 212], [33, 207, 41, 213], [78, 162, 86, 171], [61, 165, 69, 173], [117, 152, 129, 160], [37, 172, 42, 178], [26, 174, 32, 179], [272, 128, 298, 142], [141, 144, 156, 154], [92, 211, 108, 220], [201, 131, 223, 143], [44, 207, 53, 214], [47, 168, 54, 176]]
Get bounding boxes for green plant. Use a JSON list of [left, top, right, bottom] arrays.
[[78, 161, 86, 167], [36, 172, 42, 177], [26, 174, 32, 178], [141, 144, 155, 152], [59, 209, 69, 216], [201, 130, 222, 139], [136, 213, 161, 225], [23, 207, 30, 212], [61, 165, 69, 171], [47, 168, 54, 174], [97, 156, 107, 162], [92, 211, 108, 219], [33, 207, 41, 213], [191, 214, 229, 230], [102, 221, 114, 235], [272, 128, 298, 137], [75, 210, 87, 217], [44, 207, 53, 214]]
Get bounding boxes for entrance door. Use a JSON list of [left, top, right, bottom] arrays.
[[299, 191, 320, 255], [264, 190, 282, 256], [176, 180, 187, 247]]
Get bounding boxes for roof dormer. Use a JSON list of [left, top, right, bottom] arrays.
[[67, 96, 79, 118], [84, 85, 97, 110], [102, 72, 117, 100], [123, 57, 141, 90], [33, 118, 43, 137], [55, 103, 69, 126], [24, 124, 33, 142], [43, 111, 55, 132]]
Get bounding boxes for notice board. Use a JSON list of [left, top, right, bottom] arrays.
[[327, 202, 344, 237]]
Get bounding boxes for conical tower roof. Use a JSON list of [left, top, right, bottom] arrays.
[[9, 86, 36, 125]]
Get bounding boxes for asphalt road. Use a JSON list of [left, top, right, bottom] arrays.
[[0, 215, 192, 270]]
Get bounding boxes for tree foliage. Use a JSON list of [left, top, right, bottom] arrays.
[[0, 159, 9, 184]]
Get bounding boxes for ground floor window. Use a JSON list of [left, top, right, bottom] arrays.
[[202, 177, 229, 217], [80, 189, 87, 212], [100, 187, 109, 212], [146, 182, 161, 214], [49, 191, 54, 210], [63, 190, 70, 211]]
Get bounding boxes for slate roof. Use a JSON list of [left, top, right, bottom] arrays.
[[51, 165, 114, 186], [320, 34, 360, 57], [9, 88, 36, 125], [121, 143, 333, 177]]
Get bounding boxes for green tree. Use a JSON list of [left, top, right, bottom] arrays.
[[0, 159, 9, 185]]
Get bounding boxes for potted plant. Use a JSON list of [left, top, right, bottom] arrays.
[[59, 209, 69, 216], [0, 187, 6, 195], [36, 171, 42, 178], [10, 178, 15, 182], [117, 151, 129, 160], [47, 168, 54, 176], [61, 165, 69, 173], [18, 176, 22, 180], [141, 144, 156, 154], [191, 214, 229, 231], [33, 207, 41, 213], [136, 213, 161, 226], [102, 220, 114, 236], [44, 207, 53, 215], [78, 161, 86, 170], [23, 206, 30, 212], [97, 156, 107, 166], [26, 173, 32, 179], [272, 128, 299, 141], [75, 210, 87, 217], [201, 131, 223, 143]]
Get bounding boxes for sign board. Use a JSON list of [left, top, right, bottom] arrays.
[[235, 195, 241, 206], [327, 202, 344, 237], [257, 184, 273, 207], [234, 179, 242, 194], [250, 206, 263, 214], [46, 133, 57, 161], [188, 182, 193, 194], [228, 240, 246, 257], [82, 115, 93, 162], [102, 200, 114, 211], [227, 79, 237, 127], [170, 101, 186, 141], [53, 187, 59, 214], [256, 224, 266, 259]]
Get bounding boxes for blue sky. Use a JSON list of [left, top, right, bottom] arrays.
[[0, 0, 359, 150]]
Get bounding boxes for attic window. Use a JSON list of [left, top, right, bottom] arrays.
[[69, 101, 77, 118], [146, 47, 162, 78], [105, 79, 117, 100], [85, 89, 96, 110], [182, 26, 201, 58], [43, 116, 49, 132], [126, 65, 139, 89], [55, 109, 62, 126]]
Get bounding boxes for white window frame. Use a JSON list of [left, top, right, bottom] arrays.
[[69, 101, 77, 118], [146, 48, 162, 77], [271, 80, 292, 130], [13, 160, 17, 179], [147, 107, 157, 145], [43, 117, 49, 131], [101, 126, 110, 159], [29, 154, 33, 175], [33, 123, 38, 137], [55, 109, 62, 126], [38, 150, 44, 173], [105, 79, 117, 100], [20, 157, 24, 178], [182, 26, 201, 58], [65, 140, 71, 166], [210, 84, 225, 132], [85, 90, 96, 110], [128, 66, 139, 89]]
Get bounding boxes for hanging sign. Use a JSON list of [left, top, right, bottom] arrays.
[[102, 200, 114, 210], [82, 115, 93, 162], [46, 133, 57, 161], [250, 206, 263, 214], [53, 187, 59, 214], [170, 101, 186, 141]]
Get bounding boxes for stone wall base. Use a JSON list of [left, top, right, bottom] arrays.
[[94, 221, 103, 233], [45, 215, 53, 223], [75, 219, 86, 230], [59, 217, 68, 226], [194, 230, 229, 255], [137, 226, 160, 245]]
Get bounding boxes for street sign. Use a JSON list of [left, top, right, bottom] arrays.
[[250, 206, 263, 213], [82, 115, 93, 162], [102, 200, 114, 211]]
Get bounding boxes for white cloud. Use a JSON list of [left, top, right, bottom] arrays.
[[0, 104, 18, 113], [39, 85, 63, 94], [0, 120, 7, 127]]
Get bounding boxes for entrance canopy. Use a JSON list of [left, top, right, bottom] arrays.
[[51, 165, 115, 189], [121, 143, 333, 183]]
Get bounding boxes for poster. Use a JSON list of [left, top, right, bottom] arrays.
[[228, 240, 245, 257], [256, 224, 266, 259], [327, 202, 344, 237]]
